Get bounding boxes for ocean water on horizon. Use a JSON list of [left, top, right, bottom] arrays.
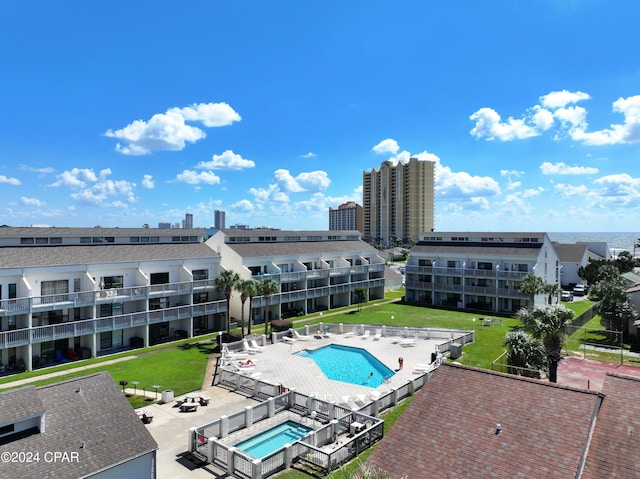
[[548, 232, 640, 254]]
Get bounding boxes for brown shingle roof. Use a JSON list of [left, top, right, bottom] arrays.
[[366, 363, 601, 479], [582, 374, 640, 479]]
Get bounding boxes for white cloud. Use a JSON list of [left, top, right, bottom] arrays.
[[506, 181, 522, 190], [196, 150, 255, 170], [49, 168, 136, 207], [554, 183, 589, 197], [170, 102, 241, 127], [570, 95, 640, 145], [540, 162, 599, 175], [274, 169, 331, 193], [105, 102, 241, 155], [469, 107, 541, 141], [231, 199, 255, 211], [471, 90, 640, 146], [51, 168, 99, 188], [249, 184, 289, 203], [19, 165, 55, 174], [593, 173, 640, 204], [540, 90, 590, 109], [174, 170, 221, 185], [20, 196, 44, 207], [301, 152, 317, 158], [522, 187, 544, 198], [142, 174, 154, 189], [372, 138, 400, 154], [0, 175, 21, 186], [500, 170, 524, 177]]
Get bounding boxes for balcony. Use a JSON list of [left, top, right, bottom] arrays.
[[0, 299, 227, 348], [0, 280, 213, 316]]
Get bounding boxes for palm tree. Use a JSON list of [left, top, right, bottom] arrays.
[[518, 275, 545, 298], [504, 330, 546, 378], [214, 270, 240, 333], [516, 304, 574, 383], [237, 279, 258, 337], [544, 283, 561, 305], [257, 278, 280, 336], [354, 287, 367, 312]]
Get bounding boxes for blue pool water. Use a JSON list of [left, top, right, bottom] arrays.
[[297, 344, 394, 387], [235, 421, 312, 458]]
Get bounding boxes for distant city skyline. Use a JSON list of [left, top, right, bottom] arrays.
[[1, 2, 639, 232]]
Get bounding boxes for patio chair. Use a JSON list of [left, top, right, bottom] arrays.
[[293, 330, 311, 341], [399, 337, 417, 347], [67, 348, 80, 360], [249, 339, 266, 352], [343, 326, 357, 337], [222, 345, 249, 360], [359, 330, 370, 340], [55, 350, 71, 363], [281, 335, 297, 343], [413, 363, 435, 373], [242, 339, 261, 354], [373, 329, 382, 341]]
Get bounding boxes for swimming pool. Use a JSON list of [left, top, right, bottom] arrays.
[[235, 421, 312, 458], [297, 344, 394, 387]]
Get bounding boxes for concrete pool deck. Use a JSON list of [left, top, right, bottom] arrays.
[[147, 331, 445, 478]]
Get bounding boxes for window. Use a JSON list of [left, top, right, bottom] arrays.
[[418, 259, 432, 267], [478, 262, 493, 271], [192, 269, 208, 281], [35, 237, 49, 244], [149, 298, 169, 310], [193, 292, 208, 304], [104, 237, 115, 243], [140, 236, 150, 243], [150, 272, 169, 285], [9, 283, 17, 299], [306, 236, 322, 241], [50, 237, 62, 244], [284, 236, 301, 241], [81, 237, 92, 243], [130, 236, 140, 243], [92, 237, 103, 243], [20, 237, 34, 244], [103, 276, 123, 289], [41, 280, 68, 296]]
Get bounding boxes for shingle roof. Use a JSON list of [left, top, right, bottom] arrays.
[[0, 386, 44, 425], [225, 240, 379, 258], [0, 372, 157, 479], [552, 243, 589, 263], [582, 374, 640, 479], [366, 363, 601, 479], [0, 243, 219, 268]]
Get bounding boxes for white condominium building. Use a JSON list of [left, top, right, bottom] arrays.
[[404, 232, 561, 313]]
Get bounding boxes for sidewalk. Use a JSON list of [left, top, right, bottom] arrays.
[[0, 355, 137, 390]]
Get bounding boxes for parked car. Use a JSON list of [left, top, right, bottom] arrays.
[[561, 290, 573, 301], [573, 284, 586, 296]]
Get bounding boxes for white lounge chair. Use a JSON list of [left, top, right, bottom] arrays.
[[232, 359, 257, 371], [294, 330, 311, 341], [222, 345, 249, 360], [281, 336, 297, 343], [373, 329, 382, 341], [400, 337, 417, 347], [249, 339, 266, 352], [413, 363, 435, 373], [242, 339, 261, 354], [354, 394, 368, 408], [359, 330, 370, 340], [343, 326, 356, 337]]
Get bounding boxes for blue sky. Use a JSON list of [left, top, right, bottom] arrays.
[[1, 1, 639, 232]]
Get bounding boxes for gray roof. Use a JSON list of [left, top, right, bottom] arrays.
[[226, 240, 379, 258], [552, 243, 589, 263], [0, 372, 157, 479], [0, 226, 205, 237], [0, 243, 219, 268], [411, 243, 542, 257], [0, 386, 44, 425]]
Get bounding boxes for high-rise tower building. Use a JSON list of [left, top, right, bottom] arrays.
[[214, 210, 226, 229], [183, 213, 193, 229], [362, 157, 435, 245], [329, 201, 363, 232]]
